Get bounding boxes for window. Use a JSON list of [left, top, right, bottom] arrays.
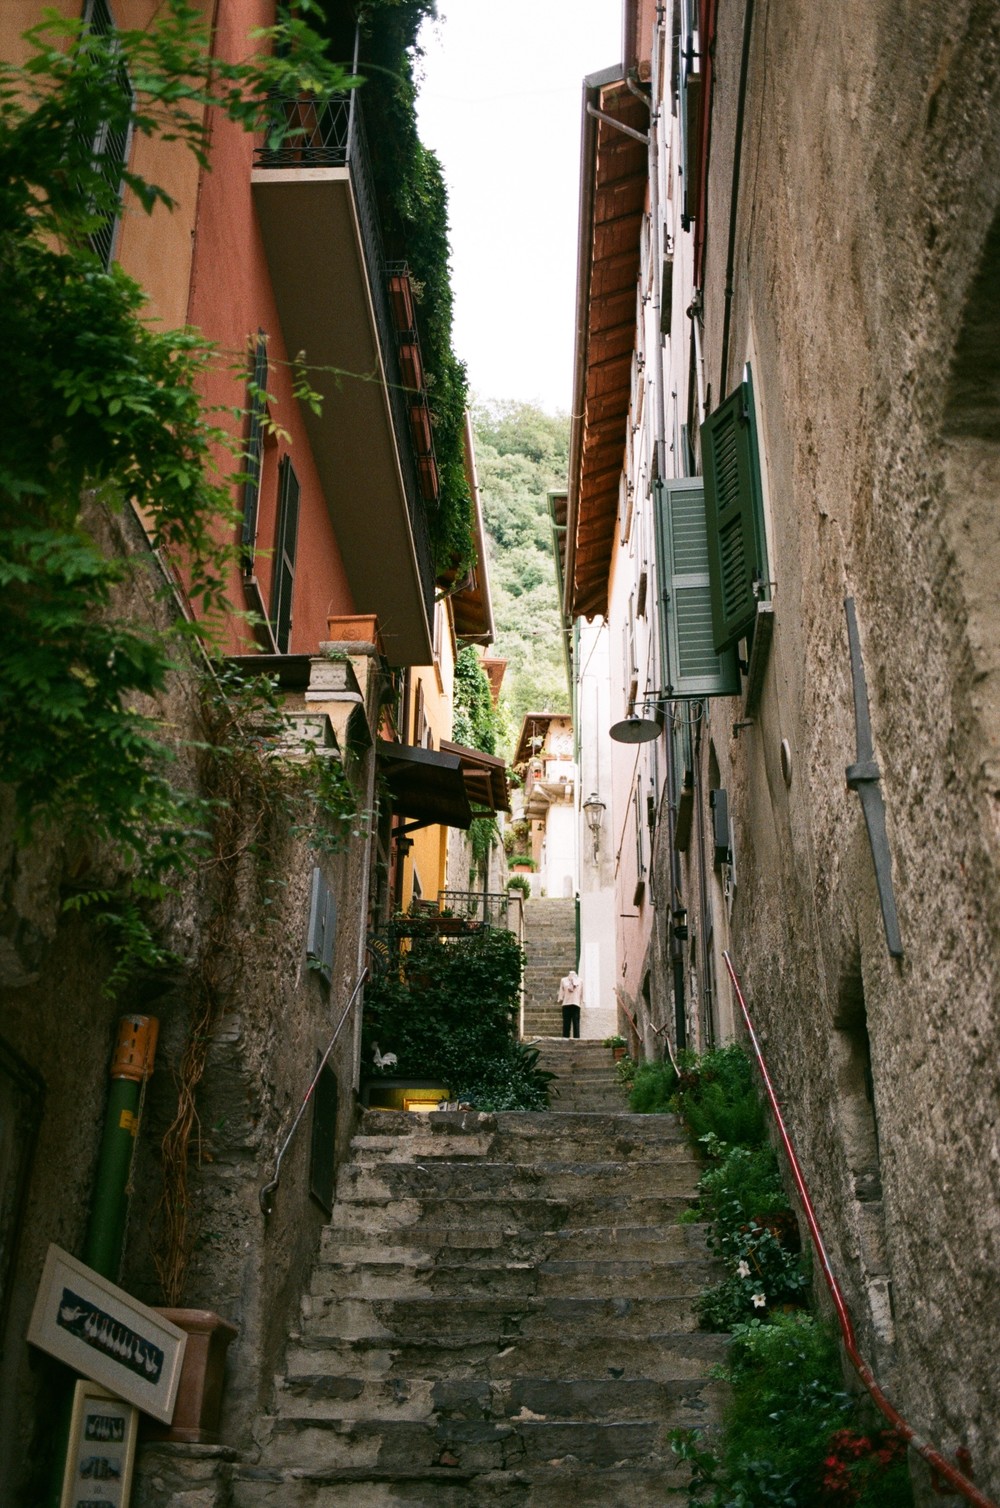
[[241, 332, 269, 573], [82, 0, 134, 269], [701, 368, 770, 654], [653, 477, 741, 697], [271, 457, 300, 653], [677, 0, 702, 231]]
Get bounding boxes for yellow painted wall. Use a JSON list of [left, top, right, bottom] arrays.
[[402, 599, 456, 910]]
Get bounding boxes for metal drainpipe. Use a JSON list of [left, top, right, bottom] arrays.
[[692, 711, 715, 1045], [718, 0, 756, 398], [82, 1015, 158, 1281], [646, 29, 687, 1054]]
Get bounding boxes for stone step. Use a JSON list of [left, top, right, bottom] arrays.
[[235, 1461, 692, 1506], [348, 1112, 687, 1157], [272, 1371, 722, 1424], [320, 1221, 710, 1263], [307, 1255, 715, 1302], [328, 1194, 697, 1236], [336, 1161, 700, 1204], [283, 1328, 729, 1385], [299, 1293, 702, 1343], [259, 1411, 719, 1472]]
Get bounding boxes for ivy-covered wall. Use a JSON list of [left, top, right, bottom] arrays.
[[320, 0, 474, 577]]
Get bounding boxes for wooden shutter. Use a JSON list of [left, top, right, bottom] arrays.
[[272, 456, 300, 653], [241, 332, 269, 571], [701, 373, 769, 653], [653, 477, 741, 698], [307, 866, 336, 986]]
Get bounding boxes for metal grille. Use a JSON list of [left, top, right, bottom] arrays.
[[82, 0, 134, 269], [437, 891, 511, 928], [254, 94, 437, 625], [256, 94, 352, 168]]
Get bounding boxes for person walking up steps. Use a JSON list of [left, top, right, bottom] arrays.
[[558, 968, 582, 1038]]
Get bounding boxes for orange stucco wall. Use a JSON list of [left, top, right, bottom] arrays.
[[185, 0, 355, 654], [5, 0, 357, 654]]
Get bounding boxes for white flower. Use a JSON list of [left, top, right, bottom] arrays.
[[751, 1292, 767, 1309], [737, 1260, 751, 1279]]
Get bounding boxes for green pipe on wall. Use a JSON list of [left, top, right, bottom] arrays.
[[82, 1015, 158, 1281]]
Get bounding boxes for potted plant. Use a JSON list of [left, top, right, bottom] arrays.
[[603, 1033, 628, 1061], [507, 874, 531, 899]]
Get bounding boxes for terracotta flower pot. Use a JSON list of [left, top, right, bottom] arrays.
[[326, 614, 383, 654], [143, 1309, 238, 1444]]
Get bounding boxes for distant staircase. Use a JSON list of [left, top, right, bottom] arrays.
[[535, 1038, 630, 1113], [521, 898, 577, 1037], [235, 1109, 725, 1507]]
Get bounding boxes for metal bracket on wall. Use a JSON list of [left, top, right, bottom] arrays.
[[844, 597, 903, 958]]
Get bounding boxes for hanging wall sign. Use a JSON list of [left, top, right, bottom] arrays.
[[27, 1245, 187, 1423]]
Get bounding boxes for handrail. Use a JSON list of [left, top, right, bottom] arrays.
[[722, 950, 996, 1508], [259, 968, 368, 1216]]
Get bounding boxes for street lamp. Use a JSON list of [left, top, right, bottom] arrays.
[[582, 792, 606, 864]]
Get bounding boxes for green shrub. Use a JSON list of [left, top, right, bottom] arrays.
[[628, 1059, 678, 1112], [672, 1315, 910, 1506], [674, 1043, 767, 1147], [362, 928, 550, 1109]]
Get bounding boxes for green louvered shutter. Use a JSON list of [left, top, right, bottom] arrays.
[[653, 478, 741, 698], [241, 331, 269, 571], [271, 457, 300, 653], [701, 372, 769, 652]]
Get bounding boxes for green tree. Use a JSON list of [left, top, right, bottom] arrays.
[[472, 400, 571, 742]]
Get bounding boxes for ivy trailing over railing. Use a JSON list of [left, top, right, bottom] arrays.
[[337, 0, 475, 578]]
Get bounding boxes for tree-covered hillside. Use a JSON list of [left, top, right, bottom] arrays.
[[472, 401, 571, 746]]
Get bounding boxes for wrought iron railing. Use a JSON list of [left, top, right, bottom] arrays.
[[438, 890, 511, 928], [254, 93, 437, 625], [722, 951, 996, 1508]]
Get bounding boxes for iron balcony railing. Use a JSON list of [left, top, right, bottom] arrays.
[[438, 890, 511, 928], [255, 93, 437, 626], [722, 951, 996, 1508]]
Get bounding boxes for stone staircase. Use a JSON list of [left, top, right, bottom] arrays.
[[535, 1039, 630, 1112], [234, 1109, 725, 1507], [522, 898, 578, 1038]]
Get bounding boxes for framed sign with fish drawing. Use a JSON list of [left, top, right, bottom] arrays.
[[60, 1380, 138, 1508], [27, 1245, 187, 1423]]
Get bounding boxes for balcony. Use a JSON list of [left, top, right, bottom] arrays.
[[252, 94, 435, 665]]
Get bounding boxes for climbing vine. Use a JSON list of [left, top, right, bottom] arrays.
[[0, 2, 352, 983]]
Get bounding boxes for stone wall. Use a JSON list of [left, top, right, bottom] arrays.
[[697, 0, 1000, 1493], [0, 505, 374, 1499]]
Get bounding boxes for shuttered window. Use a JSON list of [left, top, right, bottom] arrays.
[[653, 477, 741, 698], [701, 371, 770, 653], [241, 332, 269, 572], [271, 457, 300, 653], [82, 0, 134, 268]]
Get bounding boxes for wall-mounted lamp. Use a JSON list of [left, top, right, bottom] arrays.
[[609, 703, 664, 744], [672, 904, 688, 941], [582, 792, 606, 864]]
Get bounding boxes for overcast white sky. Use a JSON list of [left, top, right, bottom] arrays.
[[415, 2, 622, 415]]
